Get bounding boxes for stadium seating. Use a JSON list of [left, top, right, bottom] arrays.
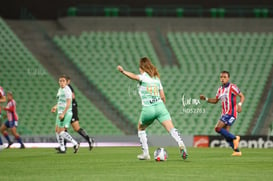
[[0, 18, 123, 136], [54, 31, 273, 135]]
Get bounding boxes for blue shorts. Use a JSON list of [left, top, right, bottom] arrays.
[[220, 115, 236, 126], [4, 120, 18, 128]]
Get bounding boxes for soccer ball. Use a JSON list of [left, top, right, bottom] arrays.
[[153, 148, 168, 161]]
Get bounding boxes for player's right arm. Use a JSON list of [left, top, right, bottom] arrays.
[[200, 95, 219, 104], [117, 65, 140, 81]]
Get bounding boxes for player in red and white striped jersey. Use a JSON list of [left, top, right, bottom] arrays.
[[200, 71, 245, 156], [0, 91, 25, 149], [0, 86, 6, 150]]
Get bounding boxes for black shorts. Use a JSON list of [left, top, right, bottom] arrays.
[[71, 106, 79, 123]]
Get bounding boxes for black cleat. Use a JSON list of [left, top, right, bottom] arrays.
[[20, 144, 25, 149], [88, 137, 95, 151], [73, 143, 80, 154], [6, 142, 14, 149]]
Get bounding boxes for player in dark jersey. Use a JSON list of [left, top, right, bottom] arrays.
[[66, 76, 94, 150]]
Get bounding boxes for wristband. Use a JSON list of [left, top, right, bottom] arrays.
[[205, 97, 208, 101], [238, 102, 242, 106]]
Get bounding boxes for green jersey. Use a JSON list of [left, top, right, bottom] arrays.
[[138, 72, 163, 106], [56, 85, 72, 114]]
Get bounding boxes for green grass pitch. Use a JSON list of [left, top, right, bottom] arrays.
[[0, 147, 272, 181]]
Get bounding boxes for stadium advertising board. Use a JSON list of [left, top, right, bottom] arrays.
[[194, 136, 273, 148]]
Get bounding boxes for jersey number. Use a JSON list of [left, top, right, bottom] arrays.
[[147, 85, 159, 96]]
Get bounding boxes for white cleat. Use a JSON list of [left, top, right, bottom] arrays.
[[137, 154, 151, 160]]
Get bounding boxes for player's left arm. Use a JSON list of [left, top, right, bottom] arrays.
[[117, 65, 140, 81], [1, 104, 14, 112], [59, 99, 71, 120], [159, 89, 166, 104], [237, 92, 245, 113]]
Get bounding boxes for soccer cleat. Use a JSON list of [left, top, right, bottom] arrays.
[[6, 142, 14, 149], [137, 154, 151, 160], [88, 137, 95, 151], [232, 151, 242, 156], [180, 146, 188, 160], [73, 143, 80, 154], [233, 136, 240, 150], [20, 144, 25, 149]]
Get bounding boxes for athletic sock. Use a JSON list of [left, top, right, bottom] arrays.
[[138, 130, 149, 155], [169, 128, 187, 152], [219, 128, 236, 140], [15, 136, 23, 145], [64, 130, 68, 147], [59, 131, 77, 146], [77, 128, 90, 143], [4, 133, 11, 144], [226, 139, 234, 149], [58, 134, 65, 151]]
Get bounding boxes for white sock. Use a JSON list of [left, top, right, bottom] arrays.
[[59, 131, 77, 146], [138, 130, 149, 155], [58, 134, 65, 151], [169, 128, 187, 151]]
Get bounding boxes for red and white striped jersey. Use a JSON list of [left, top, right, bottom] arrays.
[[216, 83, 240, 118], [4, 99, 19, 121]]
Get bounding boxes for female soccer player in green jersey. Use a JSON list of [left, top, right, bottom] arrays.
[[51, 75, 80, 154], [117, 57, 188, 160]]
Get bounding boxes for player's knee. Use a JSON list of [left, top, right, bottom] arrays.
[[215, 127, 221, 133], [138, 124, 146, 131]]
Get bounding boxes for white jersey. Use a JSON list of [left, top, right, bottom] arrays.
[[56, 85, 72, 114], [138, 72, 163, 106]]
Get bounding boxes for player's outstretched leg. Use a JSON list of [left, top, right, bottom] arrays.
[[77, 128, 94, 151], [10, 127, 25, 149], [137, 130, 150, 160], [169, 128, 188, 160], [3, 132, 13, 148], [15, 136, 25, 149], [215, 127, 241, 156], [59, 131, 80, 154]]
